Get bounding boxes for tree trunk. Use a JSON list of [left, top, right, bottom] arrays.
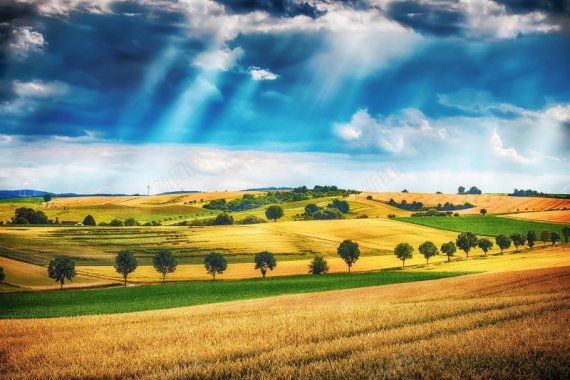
[[348, 264, 351, 273], [124, 275, 127, 287], [212, 272, 216, 281], [261, 269, 266, 278], [60, 280, 63, 290], [426, 258, 429, 267], [163, 273, 166, 283], [447, 255, 450, 263], [402, 259, 405, 269]]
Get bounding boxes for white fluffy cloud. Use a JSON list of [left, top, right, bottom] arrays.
[[8, 27, 45, 59], [13, 80, 69, 97], [490, 129, 533, 164], [334, 109, 448, 154], [193, 47, 244, 71], [249, 67, 279, 81]]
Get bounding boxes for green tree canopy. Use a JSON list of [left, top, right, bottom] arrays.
[[394, 242, 414, 268], [304, 203, 319, 215], [480, 208, 487, 216], [456, 232, 478, 258], [308, 255, 329, 275], [214, 212, 234, 225], [254, 251, 277, 278], [43, 193, 52, 202], [509, 233, 526, 252], [337, 239, 360, 272], [551, 232, 560, 246], [48, 256, 76, 290], [124, 218, 137, 226], [418, 241, 438, 266], [477, 238, 493, 257], [563, 227, 570, 244], [114, 250, 138, 287], [540, 230, 550, 247], [152, 249, 178, 283], [204, 253, 227, 280], [12, 208, 49, 225], [330, 199, 350, 214], [495, 235, 511, 254], [265, 205, 284, 222], [83, 215, 96, 226], [440, 241, 456, 262], [526, 230, 536, 249]]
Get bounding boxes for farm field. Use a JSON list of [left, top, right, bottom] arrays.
[[1, 266, 568, 378], [503, 209, 570, 224], [398, 215, 567, 237], [0, 218, 464, 266], [364, 192, 570, 214]]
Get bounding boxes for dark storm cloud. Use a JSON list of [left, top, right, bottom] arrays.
[[212, 0, 326, 18], [385, 1, 466, 36], [493, 0, 570, 16]]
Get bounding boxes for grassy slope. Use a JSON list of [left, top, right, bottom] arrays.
[[398, 215, 567, 237], [0, 271, 465, 319]]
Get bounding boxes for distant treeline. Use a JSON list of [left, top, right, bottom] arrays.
[[203, 186, 359, 212], [509, 189, 570, 199], [387, 199, 474, 212]]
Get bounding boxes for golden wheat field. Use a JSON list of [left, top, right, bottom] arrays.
[[502, 209, 570, 224], [362, 192, 570, 215], [1, 266, 568, 379]]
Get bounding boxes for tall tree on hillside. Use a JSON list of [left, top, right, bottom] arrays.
[[308, 255, 329, 275], [477, 238, 493, 257], [204, 253, 227, 280], [337, 240, 360, 273], [526, 230, 536, 249], [265, 205, 284, 222], [480, 208, 487, 216], [152, 249, 178, 283], [83, 215, 96, 226], [440, 241, 456, 262], [48, 256, 76, 290], [43, 193, 52, 203], [419, 241, 438, 266], [551, 232, 560, 247], [495, 235, 511, 254], [563, 227, 570, 244], [394, 242, 414, 268], [456, 232, 478, 259], [540, 230, 550, 247], [115, 250, 138, 287], [509, 233, 526, 253], [0, 266, 5, 282], [254, 251, 277, 278], [458, 186, 465, 194]]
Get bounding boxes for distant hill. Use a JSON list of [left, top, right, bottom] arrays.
[[243, 187, 293, 191], [0, 190, 128, 199], [158, 190, 201, 195]]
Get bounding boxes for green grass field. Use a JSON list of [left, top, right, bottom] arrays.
[[0, 271, 466, 319], [398, 215, 566, 237]]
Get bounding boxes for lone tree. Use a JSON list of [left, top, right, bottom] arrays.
[[265, 205, 284, 222], [509, 233, 526, 252], [304, 203, 318, 215], [337, 239, 360, 272], [152, 249, 177, 283], [309, 255, 329, 275], [540, 230, 550, 247], [331, 199, 350, 214], [551, 232, 560, 246], [43, 193, 52, 203], [83, 214, 96, 226], [477, 238, 493, 257], [394, 242, 414, 268], [418, 241, 438, 266], [254, 251, 277, 278], [204, 253, 227, 280], [527, 230, 537, 250], [214, 212, 234, 225], [456, 232, 478, 259], [440, 241, 456, 262], [0, 266, 5, 282], [480, 208, 487, 216], [458, 186, 465, 194], [115, 250, 138, 287], [562, 227, 570, 244], [495, 235, 511, 254], [47, 256, 76, 290]]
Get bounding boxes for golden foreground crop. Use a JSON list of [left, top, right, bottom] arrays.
[[1, 266, 568, 379]]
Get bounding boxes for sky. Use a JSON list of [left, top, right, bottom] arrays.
[[0, 0, 569, 194]]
